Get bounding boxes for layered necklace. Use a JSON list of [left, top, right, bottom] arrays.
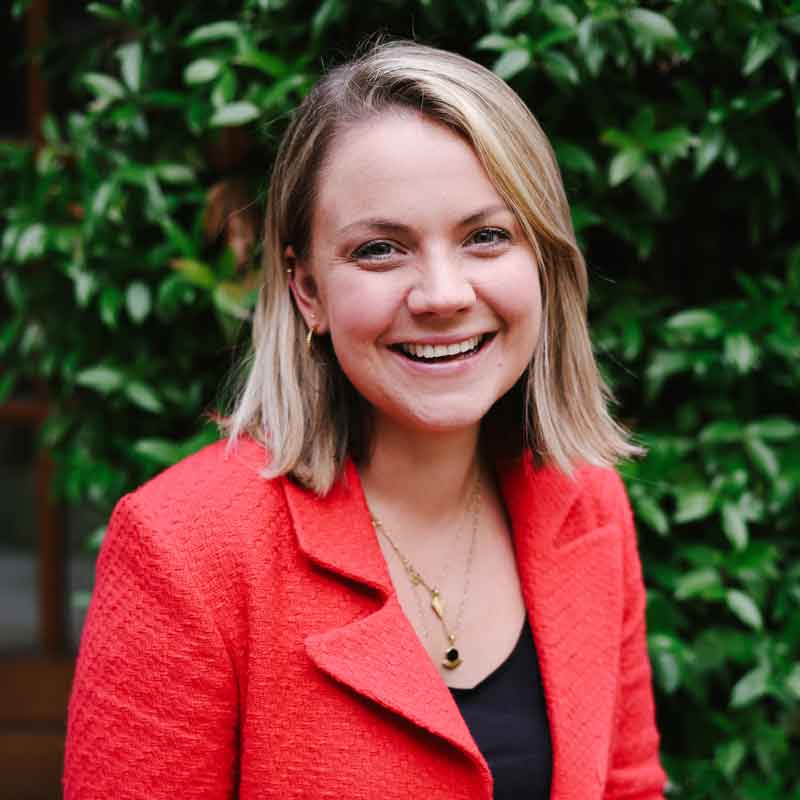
[[370, 473, 481, 670]]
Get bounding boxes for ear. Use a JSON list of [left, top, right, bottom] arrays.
[[286, 246, 328, 333]]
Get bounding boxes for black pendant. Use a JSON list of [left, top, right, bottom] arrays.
[[443, 647, 462, 669]]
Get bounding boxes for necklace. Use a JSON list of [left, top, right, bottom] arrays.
[[370, 474, 481, 670]]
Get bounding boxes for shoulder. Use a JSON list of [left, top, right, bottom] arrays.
[[112, 436, 289, 564], [572, 462, 631, 526], [549, 462, 634, 550]]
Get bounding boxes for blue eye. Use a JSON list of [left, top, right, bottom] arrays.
[[468, 227, 510, 247], [352, 241, 397, 260]]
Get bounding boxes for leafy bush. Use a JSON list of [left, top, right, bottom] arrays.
[[2, 1, 798, 796]]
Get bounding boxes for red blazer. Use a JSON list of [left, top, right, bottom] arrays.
[[64, 438, 666, 799]]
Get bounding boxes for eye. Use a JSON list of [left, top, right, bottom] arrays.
[[351, 240, 399, 261], [466, 227, 511, 248]]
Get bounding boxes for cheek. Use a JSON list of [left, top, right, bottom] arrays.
[[481, 262, 542, 331], [323, 275, 398, 348]]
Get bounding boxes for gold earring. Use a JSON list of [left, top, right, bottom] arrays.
[[306, 324, 317, 352]]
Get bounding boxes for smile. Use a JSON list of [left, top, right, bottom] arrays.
[[394, 334, 492, 363]]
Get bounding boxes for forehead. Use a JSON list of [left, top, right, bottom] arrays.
[[314, 111, 507, 231]]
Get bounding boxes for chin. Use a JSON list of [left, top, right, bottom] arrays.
[[392, 403, 493, 435]]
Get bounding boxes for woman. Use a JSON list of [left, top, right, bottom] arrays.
[[64, 40, 666, 799]]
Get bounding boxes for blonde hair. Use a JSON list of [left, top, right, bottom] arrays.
[[223, 38, 641, 493]]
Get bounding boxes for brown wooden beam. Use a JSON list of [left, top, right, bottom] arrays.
[[0, 660, 73, 724], [37, 447, 65, 656], [26, 0, 49, 144]]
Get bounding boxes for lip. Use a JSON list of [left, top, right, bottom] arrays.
[[388, 331, 497, 372], [388, 331, 495, 347]]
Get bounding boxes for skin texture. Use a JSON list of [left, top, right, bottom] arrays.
[[290, 112, 541, 688], [290, 111, 542, 443]]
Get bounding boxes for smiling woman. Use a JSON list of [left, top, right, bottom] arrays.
[[64, 40, 666, 800]]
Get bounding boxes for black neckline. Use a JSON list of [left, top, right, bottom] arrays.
[[447, 618, 528, 695]]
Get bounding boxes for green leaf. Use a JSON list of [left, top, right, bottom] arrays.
[[86, 525, 106, 552], [745, 436, 779, 478], [493, 49, 531, 80], [722, 504, 749, 550], [124, 380, 163, 413], [747, 418, 799, 441], [542, 3, 577, 29], [133, 438, 183, 465], [674, 488, 715, 523], [75, 365, 125, 394], [715, 739, 747, 781], [609, 149, 644, 186], [91, 181, 115, 218], [647, 127, 693, 159], [185, 59, 222, 85], [726, 589, 763, 630], [155, 163, 196, 184], [541, 51, 579, 85], [184, 21, 241, 46], [632, 163, 666, 214], [312, 0, 344, 39], [743, 29, 780, 76], [99, 286, 123, 329], [652, 649, 681, 693], [786, 664, 800, 699], [475, 33, 518, 52], [633, 494, 669, 535], [86, 3, 126, 21], [724, 333, 759, 373], [126, 282, 151, 323], [82, 72, 125, 101], [700, 420, 743, 444], [209, 101, 260, 127], [498, 0, 532, 30], [71, 269, 97, 308], [171, 258, 216, 288], [674, 567, 721, 599], [625, 8, 678, 44], [665, 309, 724, 338], [554, 141, 597, 176], [695, 127, 724, 176], [645, 350, 691, 398], [731, 664, 769, 708], [234, 50, 289, 78], [117, 41, 143, 92], [15, 223, 46, 262]]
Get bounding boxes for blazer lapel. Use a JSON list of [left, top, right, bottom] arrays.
[[500, 455, 624, 800], [282, 460, 488, 778]]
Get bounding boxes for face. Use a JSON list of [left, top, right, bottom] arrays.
[[290, 112, 542, 438]]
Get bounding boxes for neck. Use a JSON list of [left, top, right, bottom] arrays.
[[359, 419, 483, 527]]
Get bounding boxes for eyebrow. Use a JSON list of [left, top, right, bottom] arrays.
[[336, 204, 512, 238]]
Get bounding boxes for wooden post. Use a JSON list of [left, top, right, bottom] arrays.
[[26, 0, 49, 143]]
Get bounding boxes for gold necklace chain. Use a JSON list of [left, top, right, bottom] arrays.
[[370, 475, 481, 670]]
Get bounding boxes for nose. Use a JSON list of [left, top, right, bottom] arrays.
[[406, 256, 476, 317]]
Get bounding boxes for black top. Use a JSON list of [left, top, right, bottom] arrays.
[[449, 619, 552, 799]]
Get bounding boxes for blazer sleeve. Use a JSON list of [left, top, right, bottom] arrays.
[[63, 492, 239, 799], [604, 475, 668, 800]]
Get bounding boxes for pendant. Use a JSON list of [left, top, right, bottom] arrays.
[[442, 647, 462, 669], [430, 590, 445, 620]]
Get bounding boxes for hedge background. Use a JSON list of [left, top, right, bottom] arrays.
[[2, 0, 799, 797]]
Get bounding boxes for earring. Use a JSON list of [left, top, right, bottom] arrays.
[[306, 323, 317, 352]]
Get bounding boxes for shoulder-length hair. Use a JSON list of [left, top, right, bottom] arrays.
[[223, 38, 641, 494]]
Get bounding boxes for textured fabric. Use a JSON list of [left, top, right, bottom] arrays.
[[449, 617, 552, 799], [63, 437, 666, 800]]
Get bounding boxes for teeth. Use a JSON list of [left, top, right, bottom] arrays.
[[401, 335, 482, 360]]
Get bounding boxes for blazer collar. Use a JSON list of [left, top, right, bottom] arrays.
[[285, 453, 582, 586], [283, 454, 617, 799]]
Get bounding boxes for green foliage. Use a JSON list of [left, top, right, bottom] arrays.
[[1, 1, 799, 796]]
